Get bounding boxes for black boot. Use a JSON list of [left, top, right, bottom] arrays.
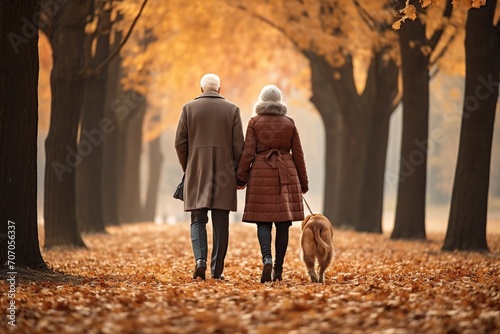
[[193, 259, 206, 280], [272, 265, 282, 282], [261, 256, 272, 283]]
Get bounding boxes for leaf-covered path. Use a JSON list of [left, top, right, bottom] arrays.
[[2, 222, 499, 333]]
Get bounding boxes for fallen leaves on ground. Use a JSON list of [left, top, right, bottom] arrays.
[[1, 222, 499, 334]]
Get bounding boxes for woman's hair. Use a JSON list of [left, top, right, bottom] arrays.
[[200, 73, 220, 92], [254, 84, 288, 116], [259, 85, 283, 102]]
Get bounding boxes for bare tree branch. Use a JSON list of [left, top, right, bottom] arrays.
[[429, 66, 440, 80], [430, 30, 457, 67], [353, 0, 378, 31], [428, 0, 453, 50], [82, 0, 149, 78], [233, 3, 301, 50]]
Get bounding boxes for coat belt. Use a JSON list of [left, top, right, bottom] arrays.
[[262, 149, 290, 186]]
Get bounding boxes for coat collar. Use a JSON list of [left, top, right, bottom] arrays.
[[194, 91, 225, 100], [255, 101, 287, 115]]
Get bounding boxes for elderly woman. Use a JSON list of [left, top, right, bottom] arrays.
[[237, 85, 309, 283]]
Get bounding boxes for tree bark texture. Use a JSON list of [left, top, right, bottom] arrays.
[[443, 0, 499, 251], [43, 0, 91, 248], [117, 91, 146, 223], [142, 135, 163, 222], [101, 29, 123, 226], [357, 55, 399, 232], [306, 51, 398, 232], [307, 52, 342, 226], [77, 8, 112, 233], [392, 14, 429, 240], [0, 0, 47, 268], [332, 58, 371, 229]]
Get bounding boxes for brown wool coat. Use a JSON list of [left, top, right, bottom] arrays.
[[236, 101, 309, 223], [175, 91, 244, 211]]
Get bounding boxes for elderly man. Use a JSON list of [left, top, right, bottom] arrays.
[[175, 73, 244, 280]]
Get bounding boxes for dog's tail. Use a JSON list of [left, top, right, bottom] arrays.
[[313, 226, 332, 257]]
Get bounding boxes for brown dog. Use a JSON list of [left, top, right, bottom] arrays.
[[300, 214, 334, 283]]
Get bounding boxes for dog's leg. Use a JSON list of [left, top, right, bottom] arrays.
[[301, 229, 319, 283], [318, 268, 325, 284], [303, 254, 318, 283], [318, 250, 333, 284]]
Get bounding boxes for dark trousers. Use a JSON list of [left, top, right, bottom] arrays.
[[190, 209, 229, 278], [256, 221, 292, 268]]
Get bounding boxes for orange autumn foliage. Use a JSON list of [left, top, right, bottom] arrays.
[[38, 0, 498, 139], [117, 0, 309, 141]]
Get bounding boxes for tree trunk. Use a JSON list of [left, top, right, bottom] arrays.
[[77, 9, 111, 233], [331, 58, 373, 228], [336, 116, 369, 228], [305, 52, 398, 233], [101, 29, 123, 227], [321, 125, 340, 222], [118, 91, 147, 223], [142, 136, 164, 222], [306, 52, 398, 231], [442, 0, 499, 251], [306, 52, 342, 224], [117, 30, 156, 224], [357, 115, 391, 233], [0, 0, 47, 269], [43, 0, 90, 248], [357, 56, 399, 233], [392, 15, 429, 240]]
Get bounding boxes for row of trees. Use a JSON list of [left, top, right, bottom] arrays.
[[233, 0, 499, 250], [0, 0, 498, 270], [1, 0, 303, 268], [1, 0, 156, 268], [40, 0, 158, 250]]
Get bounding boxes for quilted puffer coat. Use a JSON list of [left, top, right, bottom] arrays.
[[236, 101, 308, 223]]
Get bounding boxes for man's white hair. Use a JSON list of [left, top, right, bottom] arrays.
[[200, 73, 220, 92]]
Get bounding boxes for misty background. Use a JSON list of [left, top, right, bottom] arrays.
[[36, 74, 500, 233]]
